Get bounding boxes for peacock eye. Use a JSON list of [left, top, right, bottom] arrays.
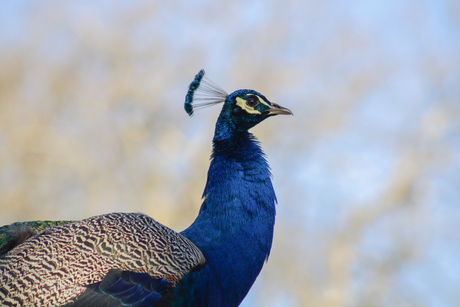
[[246, 97, 259, 108]]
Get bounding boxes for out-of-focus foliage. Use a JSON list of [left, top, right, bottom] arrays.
[[1, 1, 459, 306]]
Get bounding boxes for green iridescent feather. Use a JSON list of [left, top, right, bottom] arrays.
[[0, 220, 74, 257]]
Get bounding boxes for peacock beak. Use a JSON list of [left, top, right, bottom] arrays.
[[266, 103, 293, 116]]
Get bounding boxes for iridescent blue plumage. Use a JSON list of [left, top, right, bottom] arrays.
[[79, 271, 167, 306], [174, 132, 277, 306], [0, 70, 292, 307]]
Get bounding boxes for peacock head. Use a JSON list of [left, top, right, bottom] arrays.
[[184, 70, 292, 133], [223, 89, 292, 131]]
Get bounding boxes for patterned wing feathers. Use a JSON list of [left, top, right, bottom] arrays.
[[0, 212, 205, 306]]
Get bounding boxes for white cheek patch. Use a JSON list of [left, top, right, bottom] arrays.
[[235, 97, 262, 115]]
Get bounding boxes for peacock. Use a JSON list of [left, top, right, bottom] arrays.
[[0, 69, 292, 307]]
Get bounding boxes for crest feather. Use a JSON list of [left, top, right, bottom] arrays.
[[184, 70, 228, 116]]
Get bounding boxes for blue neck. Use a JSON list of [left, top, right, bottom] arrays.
[[173, 127, 277, 306]]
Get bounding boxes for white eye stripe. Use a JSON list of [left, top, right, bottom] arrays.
[[235, 97, 261, 114], [258, 97, 270, 108], [249, 95, 271, 107], [246, 95, 271, 106]]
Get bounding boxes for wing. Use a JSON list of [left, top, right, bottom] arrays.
[[0, 220, 74, 257], [65, 270, 171, 307], [0, 212, 205, 307]]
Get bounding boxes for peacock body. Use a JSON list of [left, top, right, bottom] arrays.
[[0, 70, 292, 307]]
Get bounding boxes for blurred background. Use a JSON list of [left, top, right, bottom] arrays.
[[1, 1, 459, 306]]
